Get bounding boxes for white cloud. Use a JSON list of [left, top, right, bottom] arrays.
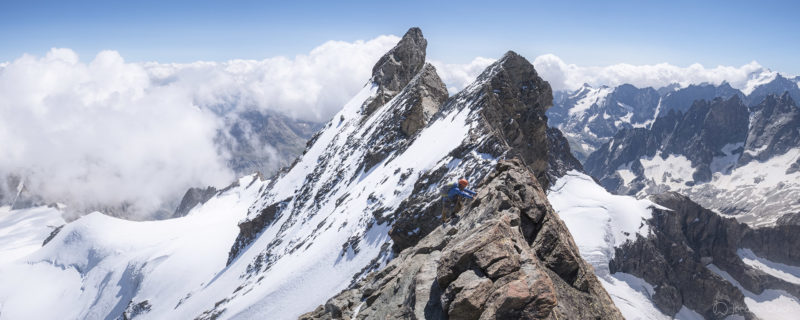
[[0, 36, 400, 219], [532, 53, 769, 92], [430, 57, 495, 93], [142, 35, 401, 122]]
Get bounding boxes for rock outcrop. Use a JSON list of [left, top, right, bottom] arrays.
[[586, 95, 749, 190], [475, 51, 554, 189], [301, 159, 623, 320], [611, 192, 800, 319], [738, 92, 800, 166], [387, 51, 577, 253], [363, 27, 428, 117], [173, 186, 218, 217]]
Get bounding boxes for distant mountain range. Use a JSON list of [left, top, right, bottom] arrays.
[[548, 72, 800, 162]]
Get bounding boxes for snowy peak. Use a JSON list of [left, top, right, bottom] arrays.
[[0, 28, 608, 320], [363, 27, 428, 116], [747, 73, 800, 107], [739, 92, 800, 166]]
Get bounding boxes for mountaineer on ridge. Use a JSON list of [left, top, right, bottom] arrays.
[[440, 178, 476, 223]]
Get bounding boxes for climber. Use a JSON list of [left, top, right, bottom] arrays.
[[441, 178, 477, 223]]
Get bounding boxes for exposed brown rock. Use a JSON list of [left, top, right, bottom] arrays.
[[363, 27, 428, 117], [300, 159, 622, 320]]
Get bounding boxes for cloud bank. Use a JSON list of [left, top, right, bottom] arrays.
[[532, 53, 771, 92], [0, 36, 399, 218]]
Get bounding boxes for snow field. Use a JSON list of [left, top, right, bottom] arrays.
[[548, 171, 704, 319]]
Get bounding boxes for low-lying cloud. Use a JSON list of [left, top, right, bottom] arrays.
[[532, 53, 771, 92], [0, 36, 399, 219]]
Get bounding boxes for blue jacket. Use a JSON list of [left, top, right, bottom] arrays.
[[447, 183, 476, 201]]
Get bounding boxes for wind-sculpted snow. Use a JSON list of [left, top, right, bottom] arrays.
[[0, 174, 264, 319], [0, 205, 64, 266]]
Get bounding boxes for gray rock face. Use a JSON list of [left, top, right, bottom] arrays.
[[398, 64, 449, 137], [659, 82, 743, 114], [738, 93, 800, 166], [545, 127, 584, 184], [360, 63, 448, 173], [548, 84, 660, 161], [548, 82, 744, 162], [363, 27, 428, 117], [548, 77, 800, 163], [477, 51, 554, 189], [173, 186, 218, 217], [586, 95, 749, 192], [661, 96, 749, 181], [747, 73, 800, 108], [301, 160, 622, 320], [584, 92, 800, 226], [388, 51, 571, 253], [611, 192, 800, 319]]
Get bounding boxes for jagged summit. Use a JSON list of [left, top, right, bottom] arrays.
[[458, 50, 555, 188], [739, 92, 800, 166], [363, 27, 428, 116]]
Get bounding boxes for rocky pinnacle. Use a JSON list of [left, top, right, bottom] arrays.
[[363, 27, 427, 116]]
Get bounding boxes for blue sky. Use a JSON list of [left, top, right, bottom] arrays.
[[2, 0, 799, 74]]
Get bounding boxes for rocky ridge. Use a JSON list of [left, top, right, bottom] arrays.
[[302, 159, 622, 320]]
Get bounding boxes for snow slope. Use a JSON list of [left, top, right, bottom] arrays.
[[0, 206, 64, 266], [625, 148, 800, 227], [548, 171, 704, 319], [738, 249, 800, 286], [0, 174, 264, 319]]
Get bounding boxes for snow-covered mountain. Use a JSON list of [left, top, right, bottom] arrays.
[[0, 28, 622, 320], [548, 70, 798, 161], [585, 93, 800, 227], [550, 172, 800, 319]]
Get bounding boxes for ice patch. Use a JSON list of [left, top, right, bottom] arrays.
[[616, 163, 637, 186], [710, 142, 744, 174], [738, 248, 800, 285], [569, 86, 613, 116], [640, 153, 695, 188]]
